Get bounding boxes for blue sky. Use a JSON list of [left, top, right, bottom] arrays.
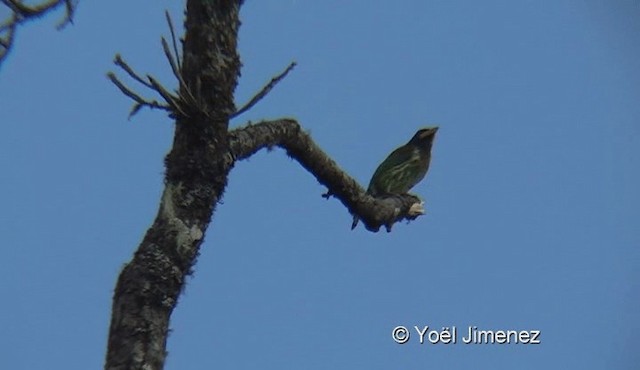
[[1, 1, 638, 369]]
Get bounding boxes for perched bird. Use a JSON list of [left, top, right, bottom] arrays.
[[351, 127, 439, 229]]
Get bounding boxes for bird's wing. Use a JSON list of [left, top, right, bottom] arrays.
[[367, 145, 417, 194]]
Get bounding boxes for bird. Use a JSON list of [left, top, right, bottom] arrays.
[[351, 127, 439, 229]]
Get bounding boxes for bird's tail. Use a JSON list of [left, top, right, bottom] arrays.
[[351, 215, 360, 230]]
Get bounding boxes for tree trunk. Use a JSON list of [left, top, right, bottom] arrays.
[[104, 1, 241, 369]]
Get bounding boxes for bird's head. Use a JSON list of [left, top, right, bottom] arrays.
[[409, 126, 439, 146]]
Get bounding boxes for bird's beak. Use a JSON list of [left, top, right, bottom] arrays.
[[419, 126, 439, 138]]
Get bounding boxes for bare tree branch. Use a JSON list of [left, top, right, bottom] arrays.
[[56, 0, 74, 30], [164, 10, 181, 73], [113, 54, 154, 89], [0, 0, 75, 66], [231, 61, 296, 118], [160, 36, 198, 109], [0, 15, 17, 52], [4, 0, 64, 16], [161, 37, 181, 88], [106, 72, 172, 119], [229, 119, 426, 232]]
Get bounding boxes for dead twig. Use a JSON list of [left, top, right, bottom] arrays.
[[107, 53, 184, 120], [113, 54, 154, 89], [106, 71, 172, 119], [161, 36, 198, 109], [1, 0, 76, 66], [231, 61, 297, 119], [165, 10, 181, 73], [108, 10, 205, 120], [161, 11, 199, 108]]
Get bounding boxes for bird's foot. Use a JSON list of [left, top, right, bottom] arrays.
[[321, 189, 334, 199]]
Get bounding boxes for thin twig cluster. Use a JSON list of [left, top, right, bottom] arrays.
[[108, 11, 296, 121], [0, 0, 75, 66], [107, 11, 199, 120]]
